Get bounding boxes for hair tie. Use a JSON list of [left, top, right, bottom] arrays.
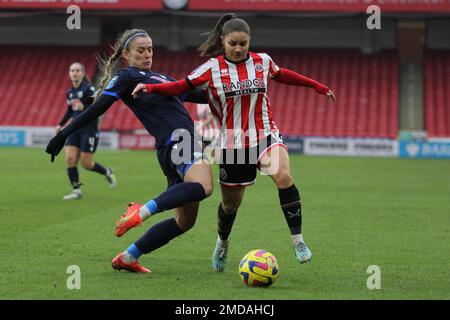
[[123, 32, 147, 49]]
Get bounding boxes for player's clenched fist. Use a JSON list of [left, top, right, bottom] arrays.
[[45, 132, 67, 162], [132, 83, 152, 98]]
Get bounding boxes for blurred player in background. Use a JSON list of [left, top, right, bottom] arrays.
[[46, 30, 212, 273], [132, 13, 336, 272], [195, 103, 220, 149], [56, 62, 116, 200]]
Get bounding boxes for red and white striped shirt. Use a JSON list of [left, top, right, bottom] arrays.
[[187, 52, 280, 148]]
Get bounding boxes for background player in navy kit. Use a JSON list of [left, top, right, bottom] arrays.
[[46, 29, 213, 273], [57, 62, 117, 200]]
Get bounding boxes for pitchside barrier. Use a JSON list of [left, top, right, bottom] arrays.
[[397, 130, 450, 159], [0, 126, 119, 150], [0, 127, 25, 147], [1, 126, 449, 159], [301, 137, 398, 157], [399, 140, 450, 159]]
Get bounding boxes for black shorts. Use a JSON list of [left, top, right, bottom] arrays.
[[218, 132, 287, 187], [157, 139, 204, 189], [65, 130, 99, 153]]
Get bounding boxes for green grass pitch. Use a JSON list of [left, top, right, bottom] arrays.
[[0, 147, 449, 299]]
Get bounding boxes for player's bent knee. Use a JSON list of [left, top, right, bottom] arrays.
[[66, 158, 78, 167], [202, 182, 214, 198], [222, 201, 241, 214], [67, 161, 77, 167], [275, 172, 294, 189], [81, 162, 94, 170], [175, 216, 197, 232]]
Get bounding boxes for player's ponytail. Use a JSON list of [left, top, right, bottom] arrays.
[[198, 13, 241, 57], [96, 29, 149, 98], [95, 45, 122, 98]]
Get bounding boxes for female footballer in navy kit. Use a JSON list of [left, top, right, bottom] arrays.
[[47, 30, 213, 273], [57, 62, 116, 200]]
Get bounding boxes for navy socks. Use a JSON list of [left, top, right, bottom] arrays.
[[88, 162, 107, 175], [126, 183, 207, 258], [134, 218, 184, 254], [67, 167, 80, 188], [152, 182, 206, 214]]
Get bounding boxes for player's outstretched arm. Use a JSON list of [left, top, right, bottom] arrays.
[[132, 79, 191, 98], [56, 107, 73, 133], [45, 94, 116, 162], [273, 68, 336, 102]]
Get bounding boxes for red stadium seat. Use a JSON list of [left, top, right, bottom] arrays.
[[0, 46, 401, 138], [0, 45, 98, 127], [424, 50, 450, 137]]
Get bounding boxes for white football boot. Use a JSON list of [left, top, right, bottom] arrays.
[[63, 189, 82, 200], [106, 168, 117, 189]]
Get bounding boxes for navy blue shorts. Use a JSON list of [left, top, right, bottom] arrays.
[[157, 140, 204, 189], [65, 130, 100, 153]]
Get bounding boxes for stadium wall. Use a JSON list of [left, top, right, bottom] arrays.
[[133, 14, 397, 52], [0, 15, 101, 45], [0, 13, 398, 51], [427, 18, 450, 49], [1, 13, 449, 49]]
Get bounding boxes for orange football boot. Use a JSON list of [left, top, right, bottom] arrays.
[[115, 202, 143, 237], [112, 253, 151, 273]]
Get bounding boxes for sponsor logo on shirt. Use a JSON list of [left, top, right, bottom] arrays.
[[222, 78, 266, 97]]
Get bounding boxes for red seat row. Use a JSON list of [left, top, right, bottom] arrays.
[[0, 45, 98, 127], [424, 50, 450, 138], [0, 46, 400, 138], [265, 49, 399, 138]]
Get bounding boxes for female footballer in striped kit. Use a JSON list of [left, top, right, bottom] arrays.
[[132, 14, 336, 271]]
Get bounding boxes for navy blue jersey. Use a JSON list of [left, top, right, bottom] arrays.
[[102, 67, 196, 149], [63, 81, 98, 132]]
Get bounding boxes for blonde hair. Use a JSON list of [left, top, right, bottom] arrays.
[[96, 29, 149, 97]]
